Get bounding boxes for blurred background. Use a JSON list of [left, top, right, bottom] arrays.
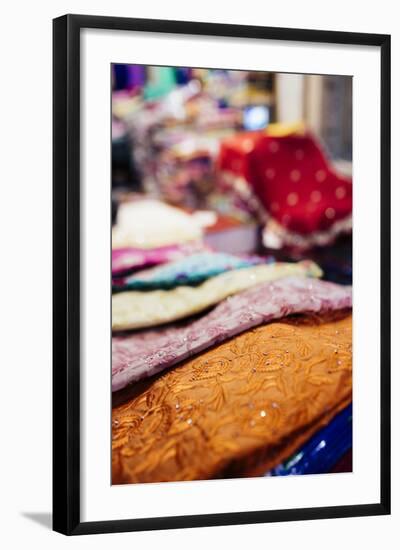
[[112, 65, 352, 284]]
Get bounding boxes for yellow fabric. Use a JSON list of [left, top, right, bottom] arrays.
[[265, 121, 306, 137], [112, 261, 322, 331]]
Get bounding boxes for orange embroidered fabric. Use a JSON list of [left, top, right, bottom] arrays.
[[112, 310, 352, 484]]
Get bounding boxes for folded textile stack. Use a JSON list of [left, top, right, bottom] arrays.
[[112, 251, 267, 291], [150, 129, 223, 208], [111, 229, 352, 483], [126, 80, 242, 206], [110, 67, 353, 485], [112, 309, 351, 483], [112, 260, 322, 331]]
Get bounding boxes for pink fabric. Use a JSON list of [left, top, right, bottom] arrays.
[[112, 277, 352, 392], [112, 242, 204, 277]]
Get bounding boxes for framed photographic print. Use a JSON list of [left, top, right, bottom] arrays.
[[53, 14, 391, 535]]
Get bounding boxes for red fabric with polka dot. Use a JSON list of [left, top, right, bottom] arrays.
[[218, 132, 352, 235]]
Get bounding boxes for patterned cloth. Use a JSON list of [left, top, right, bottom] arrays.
[[112, 277, 352, 391], [112, 252, 266, 291], [218, 132, 352, 249], [112, 261, 322, 331], [112, 310, 352, 483]]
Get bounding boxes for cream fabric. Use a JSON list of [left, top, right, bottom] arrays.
[[112, 261, 322, 331], [112, 200, 204, 249]]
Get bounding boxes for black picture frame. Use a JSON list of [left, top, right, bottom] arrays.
[[53, 14, 391, 535]]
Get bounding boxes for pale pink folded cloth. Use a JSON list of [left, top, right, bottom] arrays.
[[112, 276, 352, 392], [112, 242, 204, 277]]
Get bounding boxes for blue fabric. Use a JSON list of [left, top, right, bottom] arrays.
[[267, 404, 352, 476]]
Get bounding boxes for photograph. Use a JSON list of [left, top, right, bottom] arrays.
[[0, 2, 394, 543], [111, 64, 353, 485]]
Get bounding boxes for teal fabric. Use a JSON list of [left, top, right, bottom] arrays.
[[144, 67, 177, 100], [112, 252, 267, 292]]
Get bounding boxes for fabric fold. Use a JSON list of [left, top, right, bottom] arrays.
[[112, 260, 322, 331], [112, 310, 352, 484], [112, 277, 352, 391], [267, 404, 352, 476], [112, 242, 204, 278], [112, 200, 204, 249], [113, 251, 267, 291]]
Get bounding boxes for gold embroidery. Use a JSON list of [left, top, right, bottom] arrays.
[[112, 311, 352, 484]]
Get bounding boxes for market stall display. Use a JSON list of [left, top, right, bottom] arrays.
[[111, 64, 353, 483]]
